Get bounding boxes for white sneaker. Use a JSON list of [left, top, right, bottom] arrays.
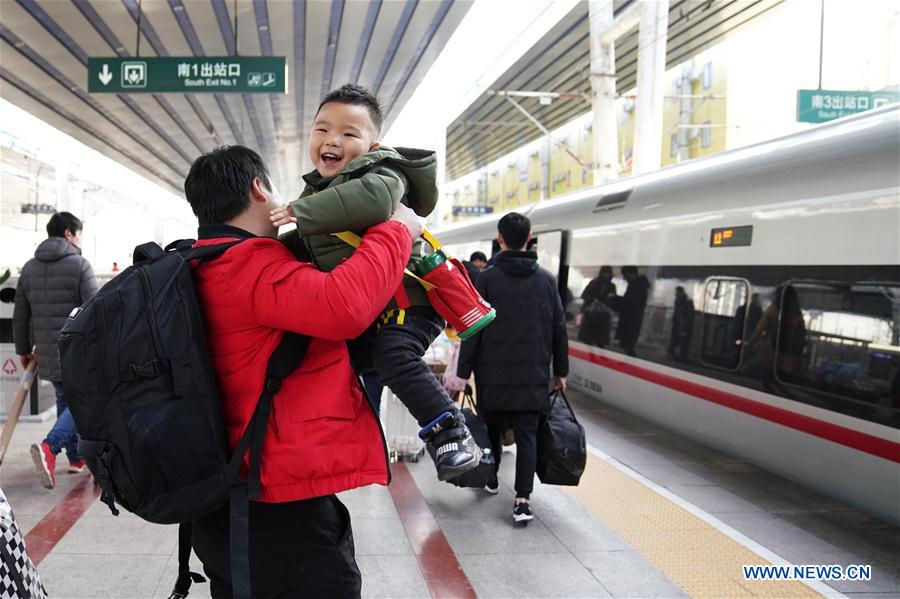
[[484, 482, 499, 495]]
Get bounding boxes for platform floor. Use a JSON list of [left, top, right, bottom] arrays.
[[1, 389, 898, 598]]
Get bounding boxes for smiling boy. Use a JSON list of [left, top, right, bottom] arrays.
[[271, 84, 481, 481]]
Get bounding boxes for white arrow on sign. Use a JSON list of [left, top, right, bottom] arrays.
[[98, 64, 113, 85]]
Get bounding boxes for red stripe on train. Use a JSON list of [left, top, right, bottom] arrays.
[[569, 347, 900, 464]]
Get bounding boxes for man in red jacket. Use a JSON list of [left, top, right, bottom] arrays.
[[184, 145, 422, 598]]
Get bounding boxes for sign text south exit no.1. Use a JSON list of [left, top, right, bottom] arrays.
[[88, 57, 287, 93]]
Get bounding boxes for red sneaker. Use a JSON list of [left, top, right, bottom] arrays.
[[68, 459, 87, 474], [30, 442, 56, 489]]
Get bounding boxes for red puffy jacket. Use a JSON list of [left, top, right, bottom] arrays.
[[191, 221, 411, 502]]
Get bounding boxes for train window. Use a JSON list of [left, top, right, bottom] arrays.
[[699, 278, 749, 370], [774, 282, 900, 409]]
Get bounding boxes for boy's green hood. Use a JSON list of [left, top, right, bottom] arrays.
[[302, 146, 438, 217]]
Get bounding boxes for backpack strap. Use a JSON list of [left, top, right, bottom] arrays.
[[168, 522, 205, 599], [173, 331, 311, 599], [133, 242, 165, 264], [179, 241, 243, 262]]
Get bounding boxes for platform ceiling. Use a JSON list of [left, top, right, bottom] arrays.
[[446, 0, 783, 181], [0, 0, 472, 195]]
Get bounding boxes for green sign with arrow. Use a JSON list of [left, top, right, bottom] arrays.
[[88, 56, 286, 93]]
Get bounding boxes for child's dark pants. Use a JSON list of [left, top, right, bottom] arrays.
[[348, 306, 456, 427]]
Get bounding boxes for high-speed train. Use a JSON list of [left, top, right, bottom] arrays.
[[435, 105, 900, 524]]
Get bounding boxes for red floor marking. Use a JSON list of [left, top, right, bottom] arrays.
[[25, 473, 100, 565], [387, 462, 476, 599], [570, 346, 900, 463]]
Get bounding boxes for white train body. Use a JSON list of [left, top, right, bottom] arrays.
[[436, 106, 900, 523]]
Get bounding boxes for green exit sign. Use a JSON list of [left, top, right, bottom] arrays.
[[88, 56, 286, 93], [796, 89, 899, 123]]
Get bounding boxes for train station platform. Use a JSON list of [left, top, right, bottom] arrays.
[[1, 389, 898, 598]]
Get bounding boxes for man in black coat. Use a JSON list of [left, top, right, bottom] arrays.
[[457, 212, 568, 523], [667, 286, 694, 361], [461, 251, 487, 285], [578, 265, 616, 348], [13, 212, 99, 489], [614, 266, 650, 357]]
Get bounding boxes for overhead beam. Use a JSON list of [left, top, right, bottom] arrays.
[[501, 94, 590, 172], [599, 0, 641, 45]]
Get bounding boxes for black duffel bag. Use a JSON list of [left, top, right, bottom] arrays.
[[536, 389, 586, 486], [427, 390, 495, 488]]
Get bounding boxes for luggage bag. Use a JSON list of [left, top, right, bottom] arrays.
[[536, 389, 586, 486]]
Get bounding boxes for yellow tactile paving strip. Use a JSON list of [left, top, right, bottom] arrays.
[[565, 452, 821, 598]]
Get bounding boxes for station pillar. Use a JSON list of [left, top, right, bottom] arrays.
[[588, 0, 619, 184], [632, 0, 669, 175]]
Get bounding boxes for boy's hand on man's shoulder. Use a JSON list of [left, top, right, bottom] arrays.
[[270, 205, 297, 227], [389, 203, 424, 240]]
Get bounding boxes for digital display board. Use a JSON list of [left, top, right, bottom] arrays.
[[710, 225, 753, 248]]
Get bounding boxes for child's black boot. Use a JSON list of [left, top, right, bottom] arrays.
[[419, 411, 483, 481]]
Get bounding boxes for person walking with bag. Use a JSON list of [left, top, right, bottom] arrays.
[[13, 211, 98, 489], [457, 212, 568, 523]]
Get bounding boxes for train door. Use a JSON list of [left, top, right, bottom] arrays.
[[530, 229, 572, 312], [699, 277, 750, 370]]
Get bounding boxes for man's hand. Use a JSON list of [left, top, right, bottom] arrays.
[[18, 353, 36, 370], [389, 203, 424, 241], [269, 205, 297, 227], [554, 376, 567, 391]]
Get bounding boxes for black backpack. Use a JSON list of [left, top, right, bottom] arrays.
[[59, 240, 309, 599]]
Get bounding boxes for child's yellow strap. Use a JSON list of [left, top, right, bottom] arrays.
[[333, 230, 436, 291], [421, 230, 442, 251]]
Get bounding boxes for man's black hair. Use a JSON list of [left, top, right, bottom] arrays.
[[184, 145, 271, 226], [317, 83, 384, 134], [469, 251, 487, 263], [621, 265, 638, 277], [46, 212, 83, 238], [498, 212, 531, 251]]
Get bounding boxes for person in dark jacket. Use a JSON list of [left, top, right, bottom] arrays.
[[613, 266, 650, 357], [578, 266, 616, 347], [667, 286, 694, 361], [13, 212, 99, 489], [457, 212, 568, 524], [462, 251, 487, 285]]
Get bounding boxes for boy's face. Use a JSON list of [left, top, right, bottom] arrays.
[[308, 101, 379, 179]]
